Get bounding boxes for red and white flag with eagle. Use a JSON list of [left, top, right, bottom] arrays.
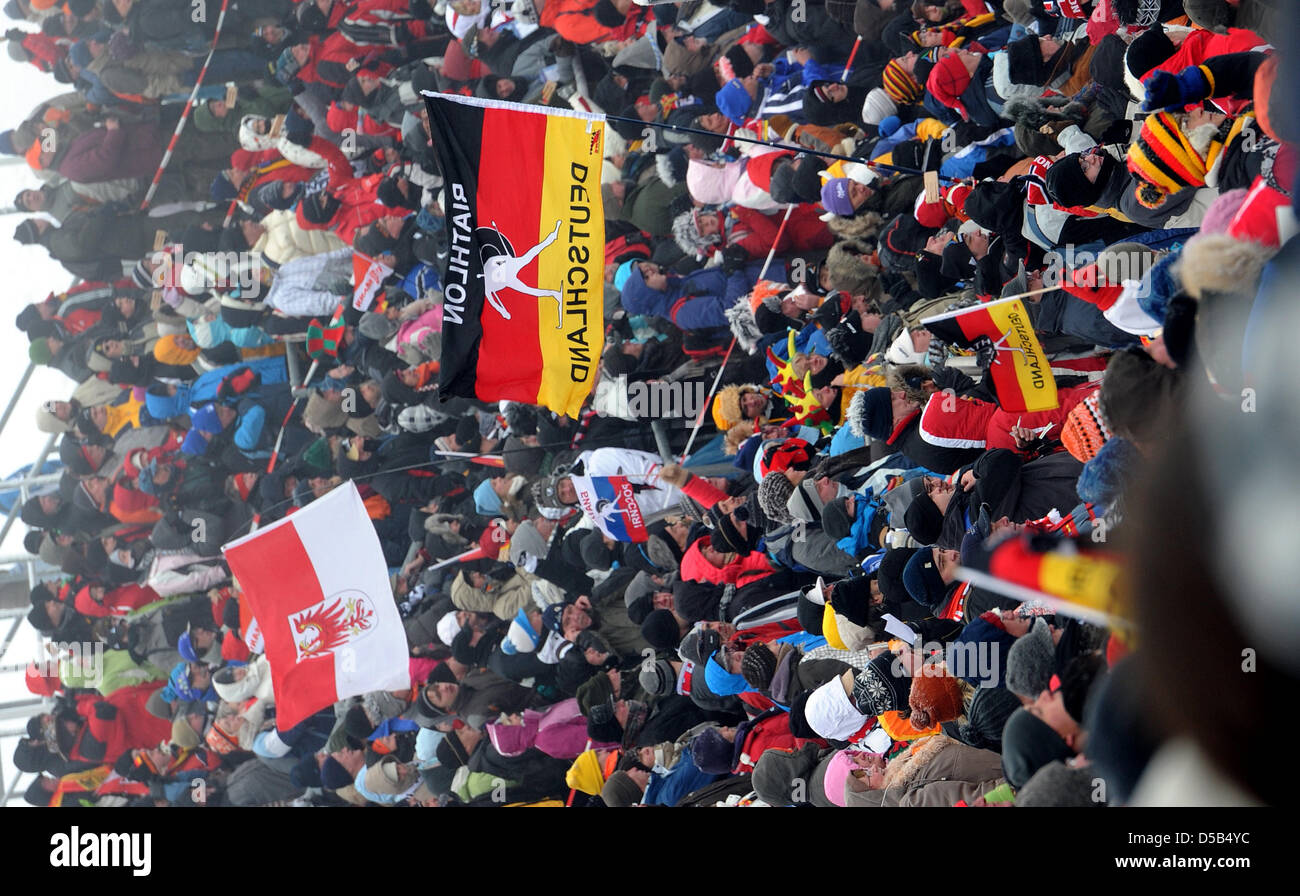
[[222, 482, 408, 730]]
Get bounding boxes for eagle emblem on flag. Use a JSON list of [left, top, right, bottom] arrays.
[[289, 591, 376, 662]]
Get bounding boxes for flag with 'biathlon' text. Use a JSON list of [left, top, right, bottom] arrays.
[[423, 92, 605, 418], [921, 298, 1059, 413]]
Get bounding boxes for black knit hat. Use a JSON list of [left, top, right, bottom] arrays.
[[640, 608, 682, 650], [828, 574, 875, 627], [826, 318, 873, 368], [790, 156, 825, 203], [903, 491, 943, 544], [1005, 34, 1044, 87], [1045, 153, 1103, 209], [343, 704, 375, 740], [797, 589, 825, 635], [809, 357, 846, 391], [820, 495, 854, 541], [851, 652, 911, 716], [1001, 708, 1073, 790], [873, 540, 915, 603], [787, 689, 818, 739], [740, 642, 778, 690]]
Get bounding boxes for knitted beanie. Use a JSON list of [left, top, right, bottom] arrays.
[[850, 652, 911, 716], [1060, 392, 1111, 463], [902, 547, 948, 610], [927, 53, 973, 120], [882, 59, 923, 104], [1126, 111, 1223, 209], [861, 87, 897, 126], [757, 472, 796, 525], [847, 387, 894, 441], [600, 770, 643, 807], [1006, 618, 1056, 699], [638, 658, 676, 697], [740, 642, 778, 690], [689, 726, 736, 775], [1045, 153, 1104, 209], [640, 609, 683, 650]]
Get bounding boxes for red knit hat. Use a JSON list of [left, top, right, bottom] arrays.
[[747, 150, 792, 193], [914, 194, 949, 229], [927, 53, 972, 121]]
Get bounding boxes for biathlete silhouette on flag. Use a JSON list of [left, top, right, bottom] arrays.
[[478, 219, 565, 329]]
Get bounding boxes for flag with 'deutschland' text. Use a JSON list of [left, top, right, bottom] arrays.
[[424, 92, 605, 418], [921, 297, 1059, 413]]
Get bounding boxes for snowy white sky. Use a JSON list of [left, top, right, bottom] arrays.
[[0, 40, 88, 805]]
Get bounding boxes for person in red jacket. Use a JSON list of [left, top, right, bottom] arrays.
[[679, 533, 777, 587], [73, 582, 162, 618]]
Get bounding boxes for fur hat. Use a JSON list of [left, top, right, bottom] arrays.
[[711, 384, 763, 432], [825, 238, 879, 296], [1006, 618, 1056, 699], [757, 472, 796, 525], [1126, 111, 1223, 209], [847, 387, 893, 441], [671, 208, 720, 260], [908, 667, 964, 727]]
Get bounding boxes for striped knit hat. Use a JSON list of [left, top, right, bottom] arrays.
[[882, 58, 923, 105], [1061, 392, 1111, 463], [1126, 111, 1224, 209]]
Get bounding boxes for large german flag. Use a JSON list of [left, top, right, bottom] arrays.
[[424, 93, 606, 418], [921, 297, 1058, 413]]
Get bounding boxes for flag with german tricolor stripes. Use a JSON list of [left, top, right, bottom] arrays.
[[423, 92, 605, 418], [921, 297, 1058, 413]]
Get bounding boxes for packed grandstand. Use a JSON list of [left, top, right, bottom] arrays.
[[3, 0, 1294, 808]]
